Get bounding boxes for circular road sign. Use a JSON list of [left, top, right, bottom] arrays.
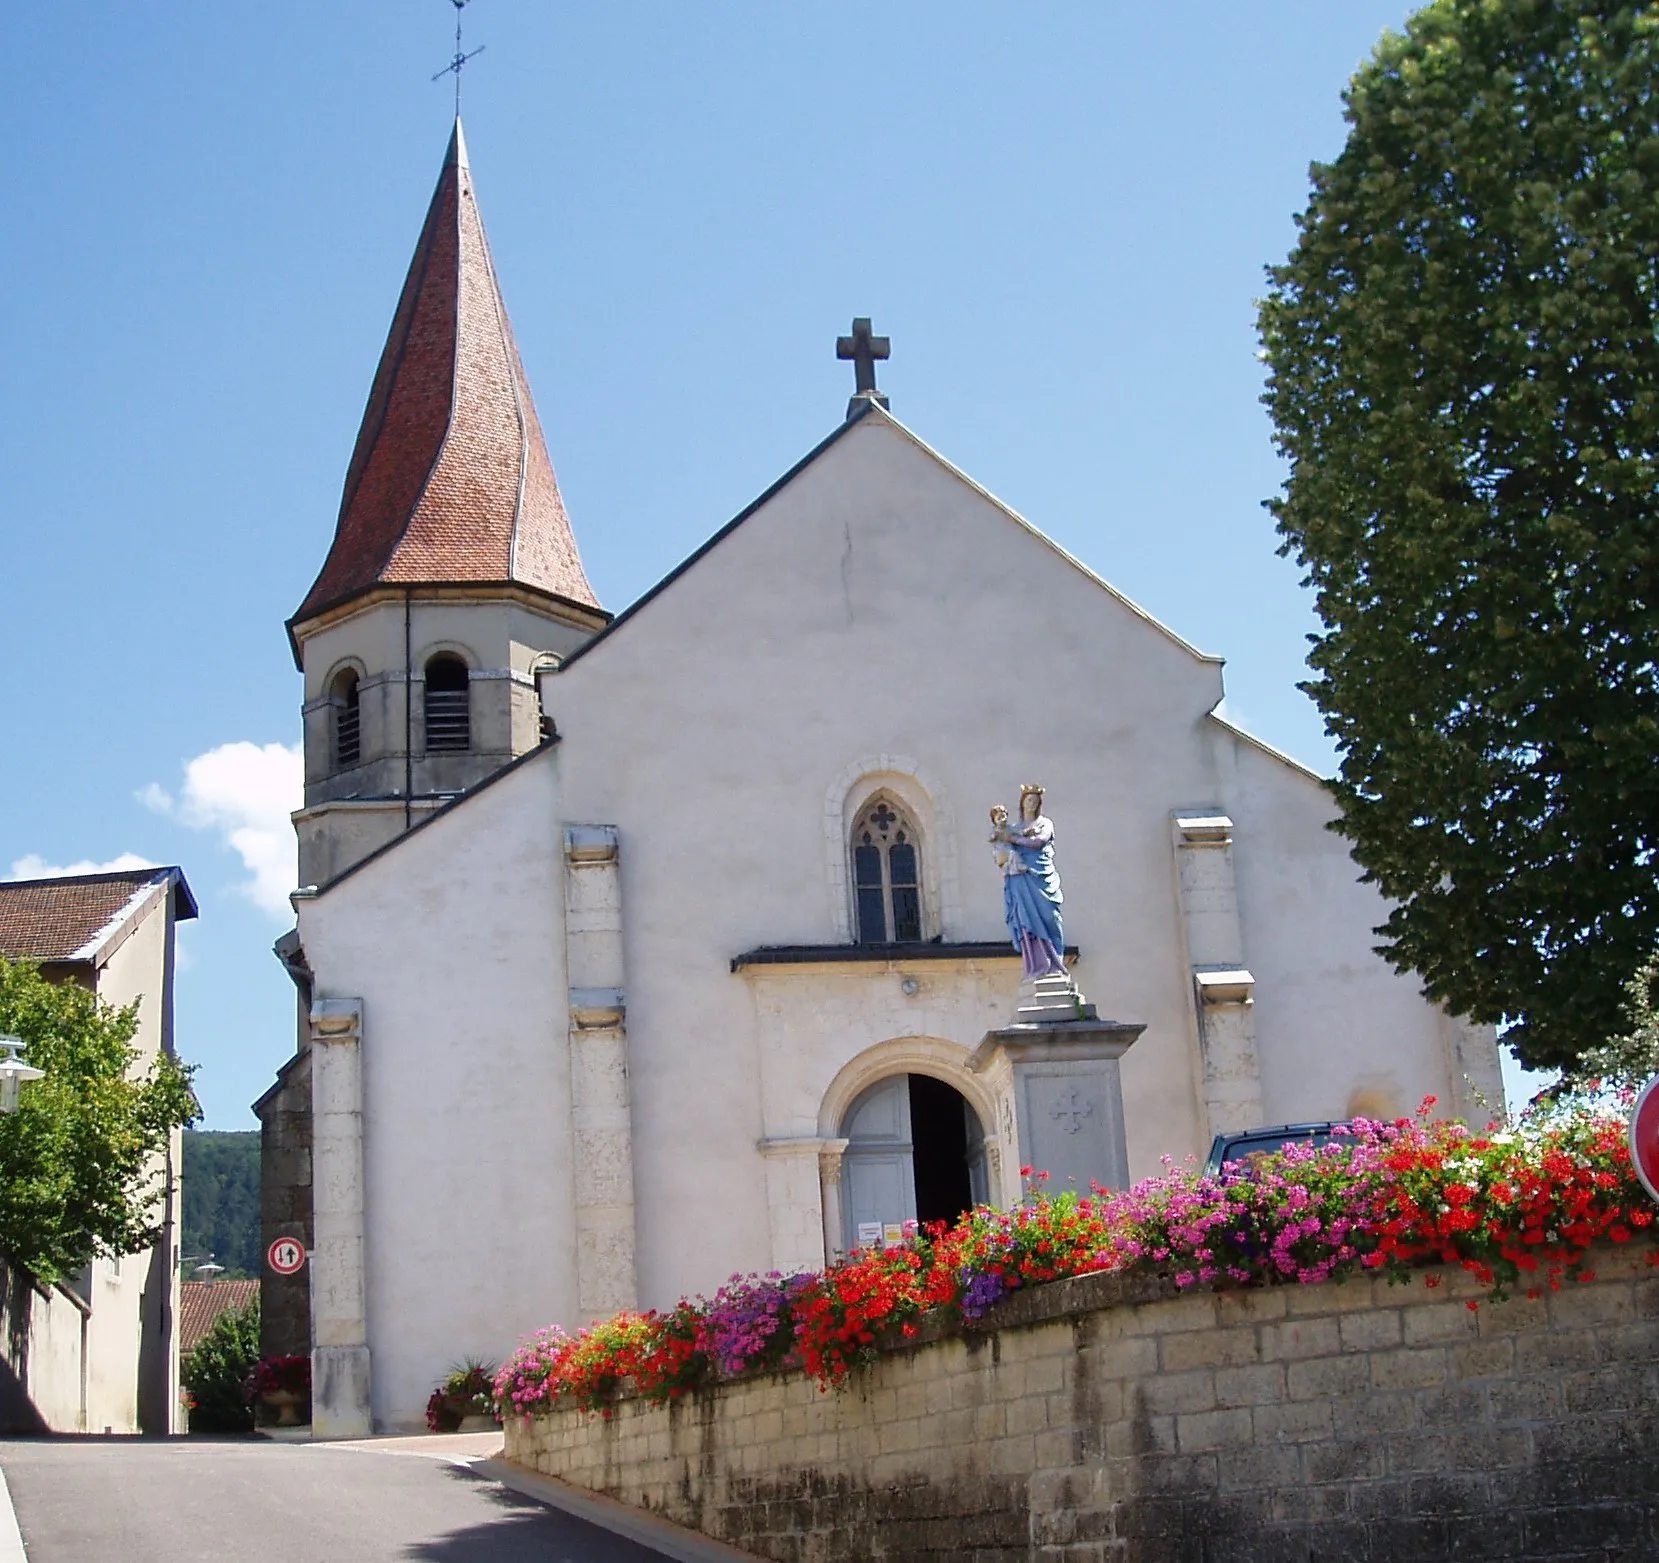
[[1630, 1077, 1659, 1205], [267, 1236, 307, 1276]]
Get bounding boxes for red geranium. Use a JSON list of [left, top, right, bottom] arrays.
[[246, 1354, 310, 1399]]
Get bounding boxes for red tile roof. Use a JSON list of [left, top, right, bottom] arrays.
[[0, 868, 196, 964], [291, 120, 599, 628], [179, 1278, 259, 1357]]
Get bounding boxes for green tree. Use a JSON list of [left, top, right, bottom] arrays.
[[1258, 1, 1659, 1072], [183, 1297, 260, 1434], [181, 1131, 261, 1278], [0, 958, 199, 1282], [1564, 961, 1659, 1089]]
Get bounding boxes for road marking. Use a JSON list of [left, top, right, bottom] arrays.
[[0, 1469, 26, 1562]]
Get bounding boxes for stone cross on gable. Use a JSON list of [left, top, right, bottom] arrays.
[[837, 318, 890, 420]]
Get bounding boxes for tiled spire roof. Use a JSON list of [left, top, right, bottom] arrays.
[[292, 121, 598, 628]]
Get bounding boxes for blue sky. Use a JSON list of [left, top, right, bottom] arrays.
[[0, 2, 1543, 1127]]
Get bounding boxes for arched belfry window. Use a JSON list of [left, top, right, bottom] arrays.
[[332, 669, 361, 770], [424, 655, 471, 752], [852, 796, 923, 944]]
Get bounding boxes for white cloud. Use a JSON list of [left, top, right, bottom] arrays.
[[8, 851, 157, 880], [143, 742, 302, 919], [135, 782, 172, 814]]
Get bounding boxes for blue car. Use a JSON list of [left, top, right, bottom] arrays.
[[1203, 1120, 1349, 1178]]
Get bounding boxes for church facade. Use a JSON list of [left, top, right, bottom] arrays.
[[263, 123, 1503, 1436]]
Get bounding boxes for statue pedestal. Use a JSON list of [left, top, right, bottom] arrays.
[[1014, 971, 1098, 1025], [969, 1013, 1144, 1197]]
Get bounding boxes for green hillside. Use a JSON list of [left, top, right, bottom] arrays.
[[181, 1130, 261, 1278]]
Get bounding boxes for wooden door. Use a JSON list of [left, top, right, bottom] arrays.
[[840, 1075, 916, 1250]]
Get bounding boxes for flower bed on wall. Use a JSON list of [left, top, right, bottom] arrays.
[[496, 1097, 1658, 1417]]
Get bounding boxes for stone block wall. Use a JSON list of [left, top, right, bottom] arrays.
[[255, 1049, 312, 1362], [504, 1250, 1659, 1561]]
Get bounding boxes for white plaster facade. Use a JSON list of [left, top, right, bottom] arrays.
[[291, 407, 1503, 1431]]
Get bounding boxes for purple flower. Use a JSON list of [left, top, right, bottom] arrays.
[[959, 1268, 1012, 1321], [694, 1273, 812, 1378]]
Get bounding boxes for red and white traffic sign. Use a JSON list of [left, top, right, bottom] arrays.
[[267, 1236, 307, 1276], [1630, 1077, 1659, 1204]]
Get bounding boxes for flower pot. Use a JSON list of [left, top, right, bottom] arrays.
[[261, 1388, 305, 1427], [457, 1413, 497, 1432]]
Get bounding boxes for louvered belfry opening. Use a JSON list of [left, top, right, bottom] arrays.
[[333, 670, 362, 770], [424, 655, 471, 752]]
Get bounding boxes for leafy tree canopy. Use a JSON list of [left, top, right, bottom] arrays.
[[1566, 960, 1659, 1088], [1259, 0, 1659, 1071], [0, 958, 199, 1282]]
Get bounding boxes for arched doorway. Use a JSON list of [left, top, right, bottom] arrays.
[[840, 1074, 988, 1251]]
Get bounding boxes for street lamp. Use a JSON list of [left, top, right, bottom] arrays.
[[0, 1037, 45, 1115]]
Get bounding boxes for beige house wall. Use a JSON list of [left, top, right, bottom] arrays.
[[84, 887, 182, 1434], [0, 885, 183, 1434]]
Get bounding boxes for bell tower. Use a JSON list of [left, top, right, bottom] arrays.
[[287, 121, 607, 889]]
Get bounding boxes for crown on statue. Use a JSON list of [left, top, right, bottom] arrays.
[[1019, 783, 1045, 798]]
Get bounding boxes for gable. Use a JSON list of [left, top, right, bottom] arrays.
[[556, 408, 1224, 723], [300, 407, 1239, 899]]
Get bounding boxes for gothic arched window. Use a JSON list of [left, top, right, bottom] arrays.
[[424, 655, 471, 752], [332, 669, 361, 771], [852, 796, 923, 944]]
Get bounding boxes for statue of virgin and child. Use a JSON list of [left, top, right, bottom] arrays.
[[989, 783, 1069, 981]]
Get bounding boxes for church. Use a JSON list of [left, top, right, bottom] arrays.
[[257, 121, 1503, 1436]]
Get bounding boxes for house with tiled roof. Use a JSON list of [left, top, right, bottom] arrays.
[[179, 1277, 259, 1358], [0, 866, 196, 1433], [262, 121, 1503, 1437]]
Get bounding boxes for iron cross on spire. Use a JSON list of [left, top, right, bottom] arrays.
[[837, 317, 890, 420], [432, 0, 486, 117]]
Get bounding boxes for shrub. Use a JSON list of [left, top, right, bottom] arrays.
[[182, 1298, 260, 1433]]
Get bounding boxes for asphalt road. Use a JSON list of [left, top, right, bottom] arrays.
[[0, 1435, 672, 1562]]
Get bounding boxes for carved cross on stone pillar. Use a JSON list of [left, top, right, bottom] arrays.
[[837, 317, 890, 419], [1050, 1088, 1096, 1136]]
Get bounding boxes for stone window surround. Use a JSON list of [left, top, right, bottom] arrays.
[[824, 756, 962, 946], [315, 655, 370, 704]]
